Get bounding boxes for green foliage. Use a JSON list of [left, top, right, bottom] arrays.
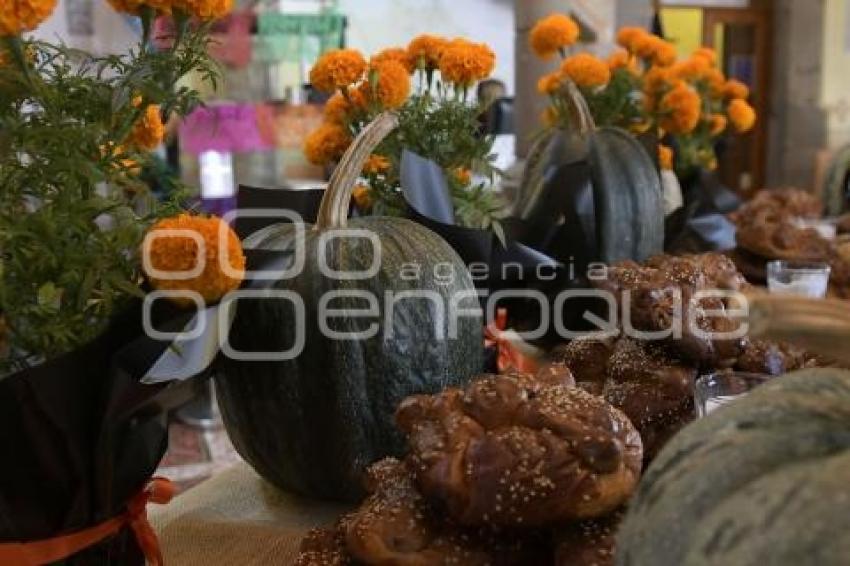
[[544, 69, 646, 133], [353, 78, 506, 232], [583, 69, 645, 129], [0, 21, 217, 373]]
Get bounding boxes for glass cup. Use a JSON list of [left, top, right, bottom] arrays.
[[694, 372, 773, 417], [766, 260, 831, 298], [792, 217, 837, 240]]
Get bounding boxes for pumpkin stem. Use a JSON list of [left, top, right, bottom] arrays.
[[315, 112, 400, 230], [561, 79, 596, 135]]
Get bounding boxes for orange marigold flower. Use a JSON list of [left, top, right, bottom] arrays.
[[102, 143, 141, 176], [370, 59, 411, 109], [363, 154, 390, 175], [144, 214, 245, 306], [349, 82, 371, 110], [728, 98, 756, 133], [438, 38, 495, 87], [128, 104, 165, 150], [658, 144, 674, 170], [633, 33, 661, 59], [561, 53, 611, 88], [708, 113, 728, 135], [609, 49, 640, 76], [173, 0, 232, 20], [672, 56, 711, 81], [1, 0, 57, 35], [323, 91, 352, 124], [652, 40, 677, 67], [705, 68, 726, 97], [659, 82, 701, 134], [453, 167, 472, 186], [693, 47, 717, 67], [303, 122, 352, 166], [616, 26, 647, 52], [643, 65, 674, 94], [371, 47, 414, 74], [537, 71, 563, 95], [406, 34, 447, 71], [529, 13, 580, 60], [723, 78, 750, 100], [607, 49, 630, 70], [352, 184, 373, 211], [310, 48, 367, 94]]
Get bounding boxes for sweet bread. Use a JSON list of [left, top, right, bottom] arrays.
[[550, 337, 615, 395], [591, 254, 746, 367], [296, 526, 352, 566], [602, 339, 697, 462], [729, 188, 822, 223], [296, 458, 550, 565], [553, 510, 623, 566], [732, 189, 832, 262], [396, 373, 642, 527]]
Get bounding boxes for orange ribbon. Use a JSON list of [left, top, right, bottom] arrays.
[[484, 308, 539, 374], [0, 477, 175, 566]]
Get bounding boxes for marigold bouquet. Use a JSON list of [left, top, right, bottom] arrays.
[[303, 35, 505, 234], [530, 14, 757, 175], [0, 0, 231, 373]]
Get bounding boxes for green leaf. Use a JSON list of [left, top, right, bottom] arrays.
[[36, 282, 61, 312]]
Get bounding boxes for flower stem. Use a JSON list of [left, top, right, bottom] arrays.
[[4, 36, 34, 87], [140, 6, 154, 48]]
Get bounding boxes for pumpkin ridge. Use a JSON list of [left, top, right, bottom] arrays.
[[684, 452, 850, 565]]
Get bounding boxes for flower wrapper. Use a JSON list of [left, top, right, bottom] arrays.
[[665, 168, 740, 254], [399, 150, 561, 294], [234, 184, 326, 239], [0, 301, 203, 565]]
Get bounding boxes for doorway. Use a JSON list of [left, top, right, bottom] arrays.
[[661, 0, 771, 196]]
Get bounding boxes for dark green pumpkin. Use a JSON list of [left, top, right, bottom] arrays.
[[216, 113, 483, 502], [515, 81, 663, 265], [616, 368, 850, 566]]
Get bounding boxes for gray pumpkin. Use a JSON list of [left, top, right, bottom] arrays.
[[514, 81, 663, 265], [616, 368, 850, 566], [216, 113, 483, 502]]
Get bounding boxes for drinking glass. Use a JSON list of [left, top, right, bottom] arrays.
[[766, 260, 830, 298], [694, 372, 773, 417]]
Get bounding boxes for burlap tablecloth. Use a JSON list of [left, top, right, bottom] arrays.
[[152, 463, 351, 565]]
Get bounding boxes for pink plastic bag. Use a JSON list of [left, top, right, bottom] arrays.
[[180, 104, 273, 154]]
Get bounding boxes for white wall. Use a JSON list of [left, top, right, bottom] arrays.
[[338, 0, 516, 93], [821, 0, 850, 148], [28, 0, 139, 55]]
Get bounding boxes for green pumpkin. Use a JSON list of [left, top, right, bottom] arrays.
[[216, 113, 484, 502], [514, 81, 663, 265], [616, 368, 850, 566]]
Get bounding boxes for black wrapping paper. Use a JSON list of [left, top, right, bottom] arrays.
[[665, 169, 741, 254], [0, 301, 201, 565], [399, 150, 561, 295], [235, 184, 326, 239]]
